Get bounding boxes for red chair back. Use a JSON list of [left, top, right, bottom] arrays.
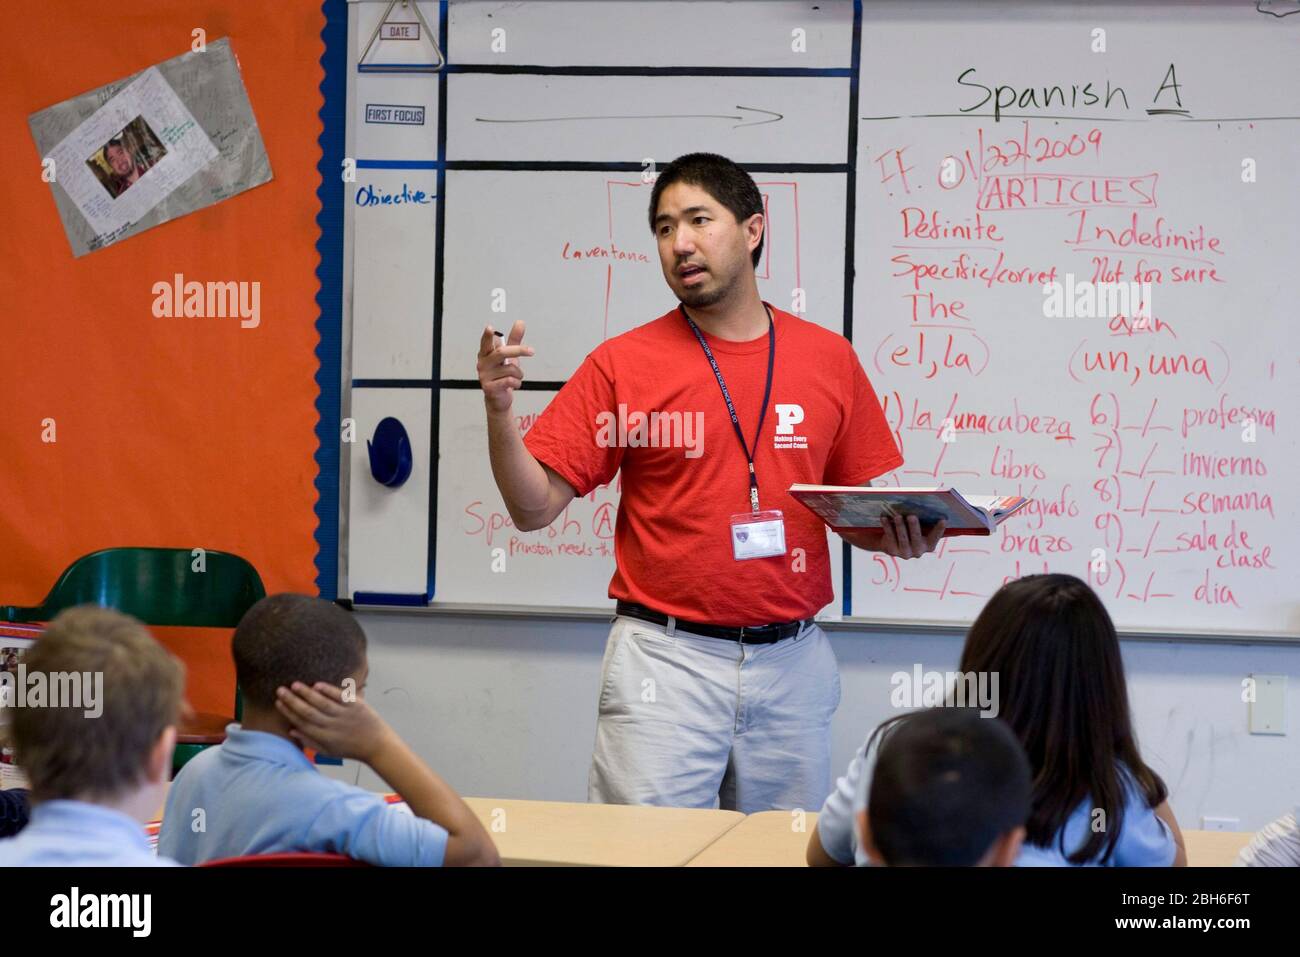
[[199, 852, 371, 867]]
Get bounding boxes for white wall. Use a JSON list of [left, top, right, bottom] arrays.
[[325, 610, 1299, 832]]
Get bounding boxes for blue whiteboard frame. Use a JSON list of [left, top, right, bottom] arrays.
[[315, 0, 349, 600]]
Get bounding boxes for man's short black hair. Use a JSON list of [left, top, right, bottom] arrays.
[[232, 594, 367, 708], [648, 152, 765, 268], [867, 708, 1031, 866]]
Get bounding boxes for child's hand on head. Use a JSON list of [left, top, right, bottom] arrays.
[[274, 681, 395, 764]]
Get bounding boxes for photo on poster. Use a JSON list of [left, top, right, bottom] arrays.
[[85, 115, 169, 199]]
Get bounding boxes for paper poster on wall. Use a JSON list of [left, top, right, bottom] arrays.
[[43, 68, 218, 240], [29, 38, 272, 257]]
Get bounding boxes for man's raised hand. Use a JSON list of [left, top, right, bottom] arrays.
[[477, 320, 535, 414]]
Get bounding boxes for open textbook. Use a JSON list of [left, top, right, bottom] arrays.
[[788, 485, 1030, 537]]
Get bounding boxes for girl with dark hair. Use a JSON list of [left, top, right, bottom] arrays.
[[810, 573, 1187, 866], [958, 573, 1185, 865]]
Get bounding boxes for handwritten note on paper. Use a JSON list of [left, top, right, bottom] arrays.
[[29, 38, 272, 257]]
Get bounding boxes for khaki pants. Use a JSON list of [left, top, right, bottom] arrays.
[[587, 614, 841, 813]]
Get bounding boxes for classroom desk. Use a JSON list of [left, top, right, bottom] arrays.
[[146, 791, 741, 865], [686, 809, 817, 867], [463, 797, 744, 867], [144, 782, 1251, 867], [1184, 829, 1252, 867]]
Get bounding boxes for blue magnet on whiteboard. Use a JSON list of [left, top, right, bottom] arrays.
[[367, 417, 413, 488]]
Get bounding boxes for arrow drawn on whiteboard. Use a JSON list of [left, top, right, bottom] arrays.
[[474, 105, 783, 128]]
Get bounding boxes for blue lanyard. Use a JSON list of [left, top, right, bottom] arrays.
[[681, 303, 776, 513]]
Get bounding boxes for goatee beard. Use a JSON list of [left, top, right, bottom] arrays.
[[679, 274, 732, 308]]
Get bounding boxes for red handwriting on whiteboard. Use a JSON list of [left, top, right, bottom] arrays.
[[1087, 255, 1225, 285], [461, 493, 621, 549], [874, 146, 916, 196], [1108, 312, 1176, 338], [1169, 519, 1275, 570], [560, 241, 649, 263], [1065, 210, 1224, 256], [1067, 341, 1226, 387], [901, 562, 986, 600], [890, 392, 1076, 444], [1006, 484, 1080, 532], [875, 330, 990, 380], [978, 173, 1158, 211], [936, 123, 1103, 190], [976, 123, 1104, 173], [1180, 396, 1276, 438], [891, 251, 1057, 291]]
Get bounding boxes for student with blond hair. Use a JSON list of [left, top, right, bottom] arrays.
[[0, 607, 184, 866]]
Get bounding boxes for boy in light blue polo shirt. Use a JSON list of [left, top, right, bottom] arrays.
[[0, 607, 184, 867], [159, 594, 498, 867]]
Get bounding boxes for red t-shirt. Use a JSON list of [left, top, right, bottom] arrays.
[[523, 302, 903, 626]]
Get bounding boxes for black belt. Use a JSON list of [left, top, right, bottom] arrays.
[[615, 601, 812, 645]]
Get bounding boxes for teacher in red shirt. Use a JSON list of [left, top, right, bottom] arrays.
[[477, 153, 944, 812]]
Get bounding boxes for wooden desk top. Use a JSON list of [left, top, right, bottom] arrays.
[[148, 772, 1253, 868], [1183, 829, 1253, 867], [687, 809, 818, 867], [463, 797, 744, 867]]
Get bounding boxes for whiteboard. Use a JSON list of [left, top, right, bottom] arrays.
[[341, 0, 1300, 638], [850, 1, 1298, 636], [439, 169, 847, 380]]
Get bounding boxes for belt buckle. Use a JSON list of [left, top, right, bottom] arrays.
[[737, 625, 747, 642]]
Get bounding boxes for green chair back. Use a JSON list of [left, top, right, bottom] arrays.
[[2, 546, 265, 627], [2, 547, 266, 774]]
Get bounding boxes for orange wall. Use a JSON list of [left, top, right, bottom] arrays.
[[0, 2, 326, 714]]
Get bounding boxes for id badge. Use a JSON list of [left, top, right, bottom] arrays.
[[730, 510, 787, 560]]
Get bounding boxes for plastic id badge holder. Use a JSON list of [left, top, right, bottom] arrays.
[[730, 510, 786, 560]]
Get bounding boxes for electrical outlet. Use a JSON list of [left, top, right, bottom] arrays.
[[1201, 816, 1241, 832], [1248, 674, 1287, 735]]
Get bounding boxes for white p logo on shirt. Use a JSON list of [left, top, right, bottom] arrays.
[[775, 404, 805, 434]]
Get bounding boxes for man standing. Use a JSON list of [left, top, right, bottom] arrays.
[[476, 153, 944, 813]]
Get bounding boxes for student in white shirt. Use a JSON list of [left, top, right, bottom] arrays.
[[0, 607, 183, 867], [1236, 808, 1300, 867]]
